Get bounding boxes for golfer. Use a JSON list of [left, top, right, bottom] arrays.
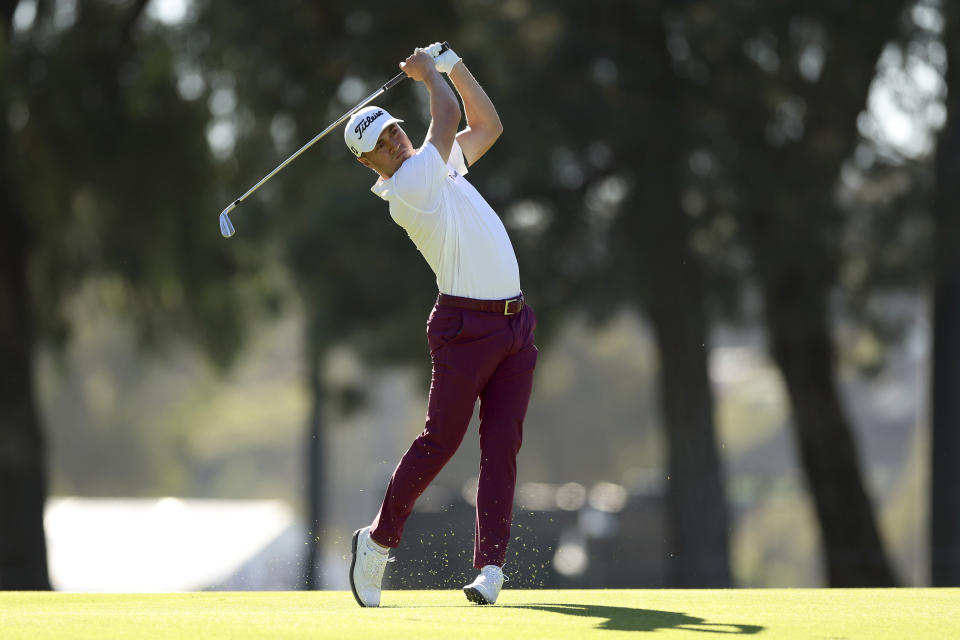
[[345, 43, 537, 607]]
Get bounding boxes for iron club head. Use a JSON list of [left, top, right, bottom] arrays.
[[219, 209, 236, 238]]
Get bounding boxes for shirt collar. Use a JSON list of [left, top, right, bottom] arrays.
[[371, 176, 392, 200]]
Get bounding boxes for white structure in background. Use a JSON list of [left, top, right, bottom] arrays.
[[45, 497, 301, 592]]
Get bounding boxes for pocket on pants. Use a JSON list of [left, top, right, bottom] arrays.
[[427, 308, 464, 352]]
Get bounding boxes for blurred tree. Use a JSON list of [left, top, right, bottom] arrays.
[[931, 0, 960, 587], [681, 1, 904, 585], [0, 0, 262, 589], [0, 0, 48, 590], [613, 2, 731, 588]]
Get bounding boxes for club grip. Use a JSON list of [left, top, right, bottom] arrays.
[[382, 42, 451, 91]]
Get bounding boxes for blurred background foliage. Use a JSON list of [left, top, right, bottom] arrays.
[[1, 0, 957, 590]]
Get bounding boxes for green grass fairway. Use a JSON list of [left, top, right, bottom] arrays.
[[1, 589, 957, 639]]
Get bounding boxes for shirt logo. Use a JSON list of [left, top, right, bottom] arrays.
[[354, 110, 384, 140]]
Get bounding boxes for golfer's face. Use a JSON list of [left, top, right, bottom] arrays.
[[365, 123, 414, 177]]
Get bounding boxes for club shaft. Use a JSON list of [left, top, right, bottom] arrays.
[[222, 75, 402, 215]]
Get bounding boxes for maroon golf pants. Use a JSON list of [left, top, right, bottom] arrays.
[[370, 297, 537, 568]]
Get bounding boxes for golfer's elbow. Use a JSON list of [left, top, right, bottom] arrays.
[[491, 117, 503, 142], [481, 117, 503, 153]]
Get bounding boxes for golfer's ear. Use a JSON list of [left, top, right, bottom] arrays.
[[357, 156, 371, 169]]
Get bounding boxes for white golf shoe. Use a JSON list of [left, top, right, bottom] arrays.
[[350, 527, 391, 607], [463, 564, 506, 605]]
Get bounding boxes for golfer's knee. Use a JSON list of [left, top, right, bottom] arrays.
[[414, 433, 460, 461], [480, 429, 523, 457]]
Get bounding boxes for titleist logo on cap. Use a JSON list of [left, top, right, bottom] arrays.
[[354, 110, 384, 140]]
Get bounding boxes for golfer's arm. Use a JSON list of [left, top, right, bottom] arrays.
[[422, 69, 460, 163], [449, 62, 503, 165]]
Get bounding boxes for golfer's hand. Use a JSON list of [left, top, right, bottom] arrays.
[[400, 49, 440, 82], [423, 42, 462, 74]]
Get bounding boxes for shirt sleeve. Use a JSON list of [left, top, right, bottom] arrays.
[[448, 140, 469, 177], [390, 142, 448, 213]]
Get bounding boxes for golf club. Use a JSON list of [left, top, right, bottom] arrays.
[[218, 42, 450, 238]]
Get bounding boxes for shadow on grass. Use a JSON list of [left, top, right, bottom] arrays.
[[504, 604, 764, 634]]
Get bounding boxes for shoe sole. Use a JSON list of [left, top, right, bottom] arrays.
[[463, 586, 491, 605], [349, 529, 367, 608]]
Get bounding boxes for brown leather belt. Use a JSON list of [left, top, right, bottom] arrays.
[[437, 293, 524, 316]]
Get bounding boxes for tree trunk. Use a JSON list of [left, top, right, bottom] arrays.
[[303, 330, 325, 590], [0, 4, 51, 584], [0, 2, 43, 591], [627, 3, 731, 587], [764, 281, 896, 586], [930, 0, 960, 588], [648, 291, 731, 587], [0, 140, 51, 591]]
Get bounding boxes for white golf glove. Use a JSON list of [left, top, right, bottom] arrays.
[[423, 42, 462, 74]]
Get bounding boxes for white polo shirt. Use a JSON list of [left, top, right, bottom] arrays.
[[371, 140, 521, 300]]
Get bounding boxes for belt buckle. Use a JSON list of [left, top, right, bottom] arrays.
[[504, 298, 522, 316]]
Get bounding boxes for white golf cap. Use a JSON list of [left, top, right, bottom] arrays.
[[344, 106, 402, 157]]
